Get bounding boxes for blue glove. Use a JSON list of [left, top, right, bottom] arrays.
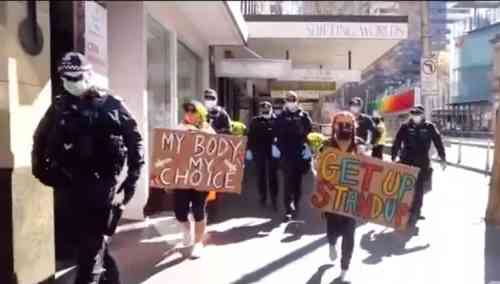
[[246, 150, 253, 161], [272, 144, 281, 159], [302, 144, 312, 160]]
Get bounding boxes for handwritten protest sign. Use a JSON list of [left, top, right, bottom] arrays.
[[311, 147, 420, 230], [151, 129, 247, 194]]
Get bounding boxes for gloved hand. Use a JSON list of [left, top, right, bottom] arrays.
[[302, 144, 312, 160], [119, 176, 138, 206], [246, 150, 253, 161], [272, 144, 281, 159], [440, 160, 447, 171]]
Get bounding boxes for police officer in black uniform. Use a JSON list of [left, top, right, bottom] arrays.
[[32, 52, 144, 284], [203, 88, 232, 134], [247, 101, 279, 210], [391, 105, 446, 227], [348, 97, 378, 149], [276, 91, 312, 221]]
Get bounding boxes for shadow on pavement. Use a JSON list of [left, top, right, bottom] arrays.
[[360, 229, 430, 265], [206, 218, 281, 246], [485, 224, 500, 284], [231, 236, 328, 284], [305, 264, 334, 284]]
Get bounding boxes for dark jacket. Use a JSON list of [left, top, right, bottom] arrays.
[[208, 106, 232, 134], [355, 113, 378, 145], [275, 108, 312, 160], [391, 120, 446, 167], [32, 87, 145, 205], [247, 113, 278, 157]]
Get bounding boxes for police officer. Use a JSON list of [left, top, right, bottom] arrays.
[[276, 91, 312, 221], [348, 97, 378, 150], [203, 88, 232, 134], [371, 114, 386, 159], [391, 105, 446, 227], [32, 52, 144, 284], [247, 101, 279, 210]]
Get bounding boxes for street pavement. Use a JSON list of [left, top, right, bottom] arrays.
[[56, 160, 500, 284]]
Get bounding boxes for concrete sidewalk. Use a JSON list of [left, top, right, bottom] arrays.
[[56, 162, 500, 284]]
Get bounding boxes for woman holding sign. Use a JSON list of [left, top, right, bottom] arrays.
[[318, 111, 359, 283], [173, 100, 216, 258]]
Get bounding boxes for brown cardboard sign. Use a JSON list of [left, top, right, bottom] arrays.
[[311, 147, 420, 230], [150, 129, 247, 194]]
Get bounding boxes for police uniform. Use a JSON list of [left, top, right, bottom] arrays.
[[207, 106, 232, 134], [391, 116, 446, 224], [275, 107, 312, 217], [247, 113, 279, 207], [32, 87, 144, 284]]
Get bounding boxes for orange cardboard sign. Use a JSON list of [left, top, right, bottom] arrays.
[[150, 129, 247, 194]]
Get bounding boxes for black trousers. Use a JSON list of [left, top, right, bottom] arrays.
[[410, 166, 431, 220], [325, 213, 356, 270], [255, 153, 279, 203], [282, 159, 305, 215], [371, 145, 384, 159], [174, 190, 209, 222]]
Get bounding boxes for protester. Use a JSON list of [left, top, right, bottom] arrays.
[[32, 52, 144, 284], [173, 99, 216, 259], [247, 101, 279, 210], [203, 88, 232, 134], [276, 91, 313, 221], [371, 114, 386, 159], [348, 97, 378, 152], [320, 111, 358, 283], [391, 105, 447, 227]]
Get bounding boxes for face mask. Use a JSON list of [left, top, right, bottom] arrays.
[[204, 100, 217, 110], [62, 78, 92, 96], [350, 106, 361, 114], [335, 123, 354, 141], [411, 115, 423, 124], [285, 102, 298, 112]]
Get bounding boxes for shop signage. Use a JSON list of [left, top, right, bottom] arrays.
[[279, 69, 361, 82], [248, 21, 408, 40], [311, 148, 419, 230], [150, 129, 247, 194], [216, 58, 292, 79], [421, 55, 439, 96]]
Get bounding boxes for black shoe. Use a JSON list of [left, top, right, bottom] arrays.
[[283, 213, 292, 222], [291, 210, 300, 220], [417, 215, 426, 220]]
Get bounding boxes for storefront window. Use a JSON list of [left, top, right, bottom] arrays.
[[177, 41, 201, 121]]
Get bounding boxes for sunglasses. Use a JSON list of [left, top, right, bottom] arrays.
[[61, 75, 84, 82]]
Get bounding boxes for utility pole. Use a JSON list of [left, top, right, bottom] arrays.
[[420, 0, 431, 120], [486, 36, 500, 225]]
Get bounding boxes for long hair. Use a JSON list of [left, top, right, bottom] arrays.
[[330, 111, 357, 153]]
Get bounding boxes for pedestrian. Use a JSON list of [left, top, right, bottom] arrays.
[[391, 105, 447, 227], [247, 101, 280, 210], [348, 97, 378, 152], [321, 111, 358, 283], [371, 114, 386, 159], [275, 91, 313, 221], [203, 88, 232, 134], [32, 52, 144, 284], [173, 99, 216, 258]]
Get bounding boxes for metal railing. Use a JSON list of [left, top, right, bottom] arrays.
[[312, 122, 495, 175]]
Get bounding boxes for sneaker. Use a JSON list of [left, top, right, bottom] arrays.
[[329, 245, 338, 261], [339, 269, 349, 282], [283, 213, 292, 222], [190, 243, 203, 259]]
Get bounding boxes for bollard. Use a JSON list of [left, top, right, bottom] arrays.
[[457, 139, 462, 164], [486, 139, 491, 175]]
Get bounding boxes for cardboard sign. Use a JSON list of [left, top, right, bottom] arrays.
[[150, 129, 247, 194], [311, 147, 420, 230]]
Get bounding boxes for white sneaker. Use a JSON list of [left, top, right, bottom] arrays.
[[190, 243, 204, 259], [329, 244, 338, 261]]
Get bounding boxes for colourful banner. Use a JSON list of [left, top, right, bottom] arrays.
[[371, 89, 415, 114], [311, 148, 420, 230]]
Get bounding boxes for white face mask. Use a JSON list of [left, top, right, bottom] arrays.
[[350, 106, 361, 114], [285, 102, 298, 112], [411, 115, 423, 124], [204, 100, 217, 110], [62, 77, 92, 96]]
